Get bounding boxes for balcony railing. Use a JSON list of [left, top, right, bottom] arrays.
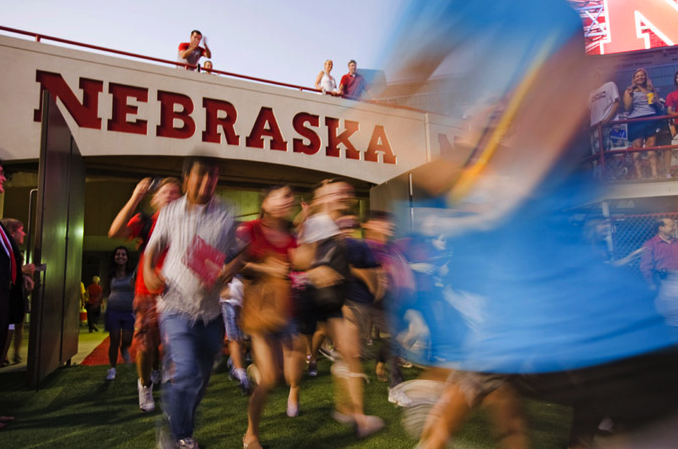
[[583, 114, 678, 181]]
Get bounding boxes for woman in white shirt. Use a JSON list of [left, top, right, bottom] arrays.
[[314, 59, 338, 95]]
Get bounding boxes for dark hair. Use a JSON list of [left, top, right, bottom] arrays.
[[0, 218, 23, 235], [153, 177, 181, 196], [367, 210, 394, 222], [103, 246, 132, 297], [348, 59, 357, 66], [674, 69, 678, 87], [182, 156, 220, 180], [259, 185, 293, 222], [190, 30, 202, 37]]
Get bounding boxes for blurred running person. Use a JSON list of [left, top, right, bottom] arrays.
[[219, 276, 251, 395], [108, 177, 181, 411], [240, 185, 304, 449], [144, 156, 239, 449], [178, 30, 211, 70], [296, 179, 385, 438]]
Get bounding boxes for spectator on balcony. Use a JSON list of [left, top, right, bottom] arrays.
[[178, 30, 211, 70], [639, 218, 678, 291], [315, 59, 338, 95], [623, 68, 662, 179], [202, 60, 214, 74], [339, 60, 371, 100], [589, 72, 620, 128], [665, 69, 678, 146]]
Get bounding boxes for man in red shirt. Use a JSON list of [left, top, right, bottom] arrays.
[[339, 60, 371, 99], [639, 218, 678, 290], [177, 30, 211, 70]]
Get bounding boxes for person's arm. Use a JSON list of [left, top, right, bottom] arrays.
[[638, 241, 656, 289], [338, 75, 347, 97], [108, 178, 151, 239], [315, 71, 325, 90], [143, 208, 169, 292], [623, 86, 635, 113], [202, 35, 211, 59], [178, 42, 198, 60], [601, 99, 620, 125]]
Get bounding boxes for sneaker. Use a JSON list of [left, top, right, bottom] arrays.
[[238, 376, 252, 396], [151, 370, 162, 385], [106, 367, 116, 380], [177, 437, 198, 449], [308, 361, 318, 377], [356, 415, 385, 438], [318, 347, 337, 362], [138, 379, 155, 412]]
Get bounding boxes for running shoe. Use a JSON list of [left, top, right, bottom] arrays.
[[308, 361, 318, 377], [105, 367, 116, 380], [138, 379, 155, 412], [356, 415, 385, 438], [177, 437, 198, 448], [318, 347, 337, 362]]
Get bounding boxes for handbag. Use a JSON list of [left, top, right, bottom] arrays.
[[240, 259, 291, 334], [307, 238, 349, 312]]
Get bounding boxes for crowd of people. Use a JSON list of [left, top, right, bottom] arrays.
[[588, 67, 678, 179], [94, 157, 410, 449], [177, 30, 371, 99]]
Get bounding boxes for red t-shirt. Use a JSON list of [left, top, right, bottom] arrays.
[[237, 219, 297, 263], [87, 284, 102, 306], [666, 90, 678, 125], [127, 212, 166, 295], [340, 73, 368, 99]]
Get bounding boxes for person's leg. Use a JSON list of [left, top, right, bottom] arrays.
[[1, 329, 13, 363], [283, 332, 305, 416], [12, 317, 24, 362], [108, 328, 121, 368], [418, 383, 471, 449], [86, 305, 94, 331], [631, 138, 644, 179], [245, 333, 280, 446], [121, 327, 133, 363], [646, 135, 658, 178], [191, 317, 224, 425], [159, 313, 203, 442], [485, 385, 529, 449]]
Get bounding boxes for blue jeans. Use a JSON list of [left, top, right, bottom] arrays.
[[159, 312, 224, 441]]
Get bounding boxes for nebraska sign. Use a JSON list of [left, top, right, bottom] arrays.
[[0, 35, 465, 184]]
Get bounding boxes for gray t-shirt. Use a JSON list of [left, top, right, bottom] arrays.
[[628, 90, 656, 118], [107, 273, 134, 312]]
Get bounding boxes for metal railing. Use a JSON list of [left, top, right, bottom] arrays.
[[583, 114, 678, 180], [0, 24, 428, 113]]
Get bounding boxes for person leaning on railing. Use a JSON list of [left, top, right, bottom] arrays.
[[623, 68, 663, 179], [666, 69, 678, 147]]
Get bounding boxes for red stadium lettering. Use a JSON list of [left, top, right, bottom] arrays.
[[202, 98, 240, 145], [34, 70, 103, 128], [107, 83, 148, 135], [601, 0, 678, 54], [156, 91, 195, 139], [245, 107, 287, 151], [364, 125, 396, 164], [325, 117, 360, 159], [292, 113, 321, 155]]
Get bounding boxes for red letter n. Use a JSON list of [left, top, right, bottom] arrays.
[[34, 70, 103, 128]]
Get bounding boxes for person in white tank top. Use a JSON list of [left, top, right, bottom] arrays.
[[315, 59, 338, 95]]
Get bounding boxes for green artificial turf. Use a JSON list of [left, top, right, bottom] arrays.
[[0, 355, 572, 448]]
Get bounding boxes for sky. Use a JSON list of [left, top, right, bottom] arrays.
[[2, 0, 411, 87]]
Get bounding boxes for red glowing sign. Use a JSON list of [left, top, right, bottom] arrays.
[[570, 0, 678, 55]]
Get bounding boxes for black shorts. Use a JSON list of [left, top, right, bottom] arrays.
[[628, 114, 660, 142], [294, 287, 343, 336]]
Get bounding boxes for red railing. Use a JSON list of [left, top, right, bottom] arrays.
[[0, 24, 429, 114], [583, 114, 678, 180]]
